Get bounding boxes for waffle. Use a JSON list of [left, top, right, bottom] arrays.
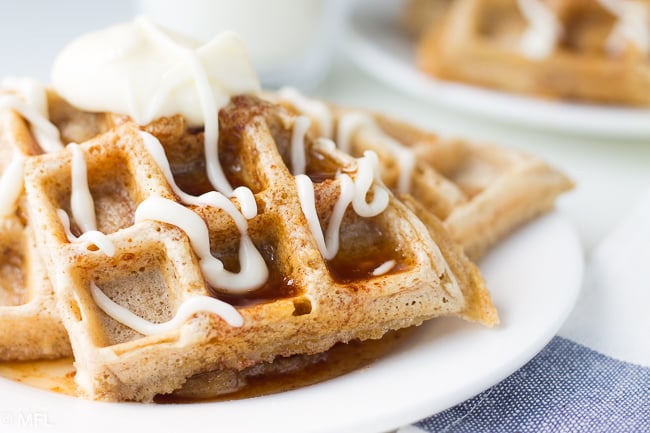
[[0, 93, 71, 360], [272, 90, 572, 260], [15, 93, 496, 401], [402, 0, 455, 38], [416, 0, 650, 105], [0, 211, 71, 361]]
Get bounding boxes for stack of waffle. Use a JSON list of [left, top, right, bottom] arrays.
[[0, 80, 570, 401]]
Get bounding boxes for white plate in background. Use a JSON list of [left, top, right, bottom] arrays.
[[346, 0, 650, 138], [0, 212, 583, 433]]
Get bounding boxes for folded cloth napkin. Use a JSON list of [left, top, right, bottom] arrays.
[[401, 189, 650, 433]]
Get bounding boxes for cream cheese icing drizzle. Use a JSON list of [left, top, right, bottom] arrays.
[[276, 90, 415, 193], [291, 115, 311, 175], [276, 89, 417, 195], [1, 77, 48, 117], [57, 209, 116, 257], [231, 187, 258, 220], [0, 150, 25, 217], [138, 130, 256, 219], [337, 112, 415, 194], [0, 78, 65, 217], [135, 196, 268, 293], [58, 144, 115, 256], [296, 174, 354, 260], [516, 0, 563, 59], [138, 129, 259, 233], [52, 17, 260, 196], [350, 151, 390, 217], [371, 260, 396, 277], [296, 151, 389, 260], [0, 77, 63, 152], [69, 144, 97, 233], [598, 0, 650, 55], [137, 130, 268, 292], [90, 282, 242, 336], [278, 86, 333, 138], [316, 137, 337, 152]]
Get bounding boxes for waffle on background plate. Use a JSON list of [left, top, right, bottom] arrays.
[[411, 0, 650, 105], [0, 84, 512, 401], [271, 89, 573, 260]]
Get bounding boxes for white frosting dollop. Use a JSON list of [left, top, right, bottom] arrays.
[[52, 17, 260, 196], [51, 17, 260, 127]]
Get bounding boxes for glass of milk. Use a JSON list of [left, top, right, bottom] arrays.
[[136, 0, 347, 90]]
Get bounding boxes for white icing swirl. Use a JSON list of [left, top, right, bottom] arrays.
[[296, 151, 389, 260], [58, 209, 116, 257], [278, 86, 333, 138], [337, 113, 415, 194], [0, 150, 25, 218], [291, 115, 311, 175], [231, 186, 258, 220], [138, 129, 259, 231], [598, 0, 650, 55], [137, 130, 268, 293], [0, 77, 63, 152], [516, 0, 563, 59], [69, 144, 97, 233], [58, 144, 115, 256], [296, 173, 354, 260], [371, 260, 396, 276], [90, 282, 242, 336], [135, 196, 268, 293], [0, 78, 64, 217], [0, 78, 65, 220]]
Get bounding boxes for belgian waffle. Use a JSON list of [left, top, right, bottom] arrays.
[[272, 89, 572, 260], [402, 0, 455, 38], [0, 101, 71, 361], [17, 94, 496, 401], [417, 0, 650, 105]]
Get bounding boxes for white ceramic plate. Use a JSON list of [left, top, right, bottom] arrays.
[[346, 0, 650, 138], [0, 212, 583, 433]]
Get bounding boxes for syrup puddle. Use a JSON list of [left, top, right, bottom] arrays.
[[0, 328, 415, 402], [0, 357, 78, 396]]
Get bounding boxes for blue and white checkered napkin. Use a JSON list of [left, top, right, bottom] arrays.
[[402, 189, 650, 433]]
